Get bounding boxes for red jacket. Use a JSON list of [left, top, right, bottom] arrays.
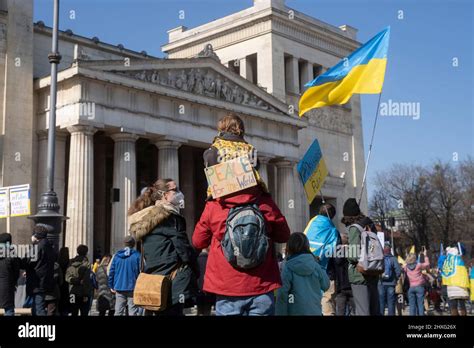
[[192, 186, 290, 297]]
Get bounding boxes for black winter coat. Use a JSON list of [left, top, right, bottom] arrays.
[[25, 239, 55, 295], [130, 203, 198, 306], [0, 245, 20, 308]]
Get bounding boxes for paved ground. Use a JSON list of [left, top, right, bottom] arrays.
[[2, 299, 472, 316]]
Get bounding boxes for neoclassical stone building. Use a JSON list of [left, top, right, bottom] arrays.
[[0, 0, 367, 258]]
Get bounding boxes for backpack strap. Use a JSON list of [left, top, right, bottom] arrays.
[[140, 242, 145, 273], [349, 223, 364, 234]]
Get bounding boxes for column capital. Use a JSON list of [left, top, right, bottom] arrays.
[[37, 129, 69, 141], [110, 132, 139, 142], [56, 130, 69, 141], [67, 125, 97, 136], [274, 158, 298, 168], [154, 136, 187, 150], [256, 151, 273, 164], [37, 129, 48, 141]]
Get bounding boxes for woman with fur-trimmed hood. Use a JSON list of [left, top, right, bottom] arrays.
[[128, 178, 198, 316]]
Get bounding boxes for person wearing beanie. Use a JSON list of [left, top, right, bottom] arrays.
[[343, 198, 361, 217], [108, 236, 141, 316], [0, 233, 20, 316], [378, 240, 401, 315], [341, 198, 380, 316], [25, 224, 56, 316], [65, 244, 93, 316]]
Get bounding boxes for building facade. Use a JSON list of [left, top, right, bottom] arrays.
[[0, 0, 367, 258]]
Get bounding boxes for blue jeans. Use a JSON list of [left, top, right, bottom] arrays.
[[216, 291, 275, 316], [114, 291, 139, 316], [378, 283, 396, 316], [3, 307, 14, 316], [408, 286, 425, 316], [32, 293, 47, 316]]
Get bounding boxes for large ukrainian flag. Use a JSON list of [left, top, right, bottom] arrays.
[[299, 27, 390, 116], [441, 254, 470, 289]]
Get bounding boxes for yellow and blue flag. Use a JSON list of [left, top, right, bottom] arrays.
[[470, 267, 474, 301], [441, 254, 470, 288], [297, 138, 328, 204], [299, 26, 390, 116]]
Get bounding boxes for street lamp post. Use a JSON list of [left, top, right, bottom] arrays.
[[28, 0, 67, 254]]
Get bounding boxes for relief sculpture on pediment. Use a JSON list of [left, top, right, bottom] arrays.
[[122, 67, 278, 112]]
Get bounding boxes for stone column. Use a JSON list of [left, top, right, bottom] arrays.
[[110, 133, 138, 252], [257, 37, 286, 101], [36, 130, 67, 211], [257, 155, 271, 187], [155, 139, 182, 185], [285, 56, 299, 94], [240, 56, 254, 83], [179, 146, 195, 239], [37, 130, 68, 245], [65, 125, 96, 259], [275, 160, 297, 234], [300, 60, 314, 92]]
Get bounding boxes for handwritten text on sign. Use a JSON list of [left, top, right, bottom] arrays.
[[297, 139, 328, 204], [205, 156, 257, 198]]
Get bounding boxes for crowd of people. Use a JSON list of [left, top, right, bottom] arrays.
[[0, 113, 473, 317]]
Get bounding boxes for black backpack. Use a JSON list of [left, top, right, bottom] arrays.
[[221, 203, 269, 270]]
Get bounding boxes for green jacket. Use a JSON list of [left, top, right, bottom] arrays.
[[65, 255, 92, 297], [347, 225, 378, 285]]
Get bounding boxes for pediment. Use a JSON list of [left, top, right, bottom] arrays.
[[76, 58, 289, 115]]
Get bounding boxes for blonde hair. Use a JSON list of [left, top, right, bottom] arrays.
[[406, 253, 417, 264], [100, 254, 112, 267]]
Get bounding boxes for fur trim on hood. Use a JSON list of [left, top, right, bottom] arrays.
[[128, 202, 178, 241]]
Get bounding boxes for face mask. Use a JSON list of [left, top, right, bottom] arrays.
[[31, 236, 37, 244], [170, 191, 185, 209]]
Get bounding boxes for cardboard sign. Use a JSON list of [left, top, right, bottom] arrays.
[[377, 232, 385, 248], [9, 185, 30, 217], [297, 139, 328, 204], [205, 156, 257, 198]]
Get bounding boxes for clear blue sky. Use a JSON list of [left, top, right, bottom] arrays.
[[34, 0, 473, 200]]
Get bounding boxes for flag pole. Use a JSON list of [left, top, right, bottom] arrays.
[[358, 91, 384, 206], [320, 190, 332, 219]]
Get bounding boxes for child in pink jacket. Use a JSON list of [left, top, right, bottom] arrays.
[[404, 252, 430, 316]]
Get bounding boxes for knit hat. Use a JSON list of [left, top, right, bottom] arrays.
[[0, 233, 12, 244], [32, 223, 53, 239], [342, 198, 361, 217]]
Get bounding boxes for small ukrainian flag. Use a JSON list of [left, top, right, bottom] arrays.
[[299, 27, 390, 116]]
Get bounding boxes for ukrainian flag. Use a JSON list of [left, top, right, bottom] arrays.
[[470, 267, 474, 301], [441, 254, 470, 288], [299, 27, 390, 116]]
